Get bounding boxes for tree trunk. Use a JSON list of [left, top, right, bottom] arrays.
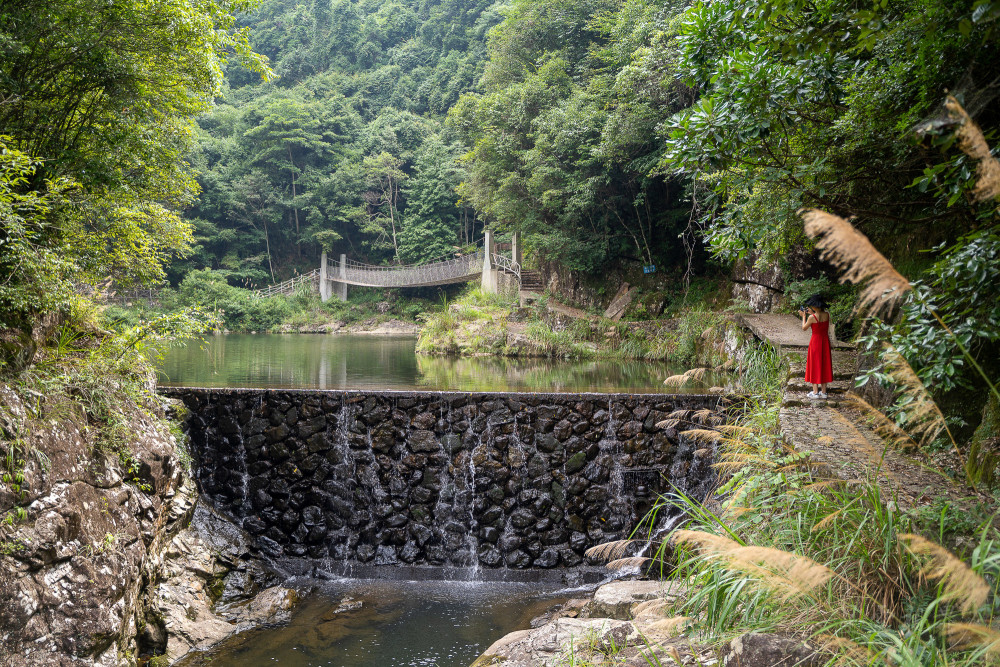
[[263, 219, 276, 283], [288, 145, 301, 257]]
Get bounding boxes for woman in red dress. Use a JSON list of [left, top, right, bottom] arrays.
[[800, 295, 833, 399]]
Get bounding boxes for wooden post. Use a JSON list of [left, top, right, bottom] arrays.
[[511, 231, 522, 269]]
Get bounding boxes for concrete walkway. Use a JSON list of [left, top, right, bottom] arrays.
[[736, 314, 975, 509]]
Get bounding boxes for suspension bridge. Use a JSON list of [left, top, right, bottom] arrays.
[[256, 231, 542, 301]]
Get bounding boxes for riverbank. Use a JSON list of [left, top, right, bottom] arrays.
[[416, 289, 736, 367], [276, 317, 420, 335], [0, 327, 300, 666]]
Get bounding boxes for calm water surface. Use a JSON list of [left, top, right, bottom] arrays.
[[156, 333, 713, 393], [177, 579, 573, 667]]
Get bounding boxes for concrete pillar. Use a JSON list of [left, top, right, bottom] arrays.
[[481, 229, 497, 293], [511, 231, 522, 269], [320, 251, 331, 302], [334, 253, 348, 301]]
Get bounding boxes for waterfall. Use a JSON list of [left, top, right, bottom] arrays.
[[171, 388, 721, 575]]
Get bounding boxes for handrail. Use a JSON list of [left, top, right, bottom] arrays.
[[255, 269, 320, 298], [491, 253, 520, 280], [256, 239, 502, 296], [334, 249, 485, 287]]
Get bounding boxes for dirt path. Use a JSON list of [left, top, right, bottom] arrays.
[[736, 313, 978, 510]]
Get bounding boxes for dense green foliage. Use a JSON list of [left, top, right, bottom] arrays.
[[111, 270, 434, 333], [452, 0, 1000, 434], [449, 0, 696, 272], [0, 0, 268, 342], [657, 0, 1000, 428], [177, 0, 499, 284]]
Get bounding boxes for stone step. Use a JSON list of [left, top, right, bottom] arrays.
[[520, 270, 544, 290], [785, 379, 853, 393], [781, 391, 847, 408]]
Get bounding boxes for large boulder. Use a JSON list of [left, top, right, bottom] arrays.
[[579, 580, 684, 620], [0, 389, 183, 667]]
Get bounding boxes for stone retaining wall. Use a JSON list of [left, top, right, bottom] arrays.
[[163, 389, 719, 570]]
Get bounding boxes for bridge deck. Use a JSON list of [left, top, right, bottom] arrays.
[[330, 251, 485, 288]]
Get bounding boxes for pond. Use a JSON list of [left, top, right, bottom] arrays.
[[155, 333, 717, 393], [176, 578, 576, 667]]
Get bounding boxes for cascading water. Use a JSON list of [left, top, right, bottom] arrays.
[[172, 388, 722, 576]]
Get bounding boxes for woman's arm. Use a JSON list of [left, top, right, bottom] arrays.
[[801, 312, 816, 330]]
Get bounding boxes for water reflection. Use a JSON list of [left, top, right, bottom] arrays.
[[176, 579, 571, 667], [156, 333, 714, 393]]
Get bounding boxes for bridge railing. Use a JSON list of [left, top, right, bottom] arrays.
[[339, 249, 485, 287], [255, 269, 320, 298], [491, 253, 520, 280]]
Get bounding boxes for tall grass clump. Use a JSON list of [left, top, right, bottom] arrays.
[[596, 390, 1000, 667]]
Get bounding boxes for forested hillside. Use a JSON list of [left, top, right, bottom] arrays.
[[178, 0, 503, 285]]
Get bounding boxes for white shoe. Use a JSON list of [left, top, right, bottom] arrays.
[[807, 391, 820, 399], [819, 392, 829, 399]]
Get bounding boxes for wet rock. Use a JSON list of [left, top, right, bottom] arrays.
[[564, 451, 587, 474], [534, 548, 560, 568], [408, 429, 439, 452], [479, 548, 503, 567]]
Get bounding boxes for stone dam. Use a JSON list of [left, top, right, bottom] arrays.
[[164, 389, 720, 573]]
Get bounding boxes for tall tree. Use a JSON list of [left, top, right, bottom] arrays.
[[398, 138, 466, 263], [362, 152, 408, 258], [0, 0, 270, 339]]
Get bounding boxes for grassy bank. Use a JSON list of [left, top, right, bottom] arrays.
[[1, 303, 207, 535], [416, 288, 738, 367], [107, 269, 440, 334]]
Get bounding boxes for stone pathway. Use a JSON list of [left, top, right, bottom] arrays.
[[736, 314, 976, 509]]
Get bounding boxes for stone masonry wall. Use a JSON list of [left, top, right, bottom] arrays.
[[164, 389, 719, 570]]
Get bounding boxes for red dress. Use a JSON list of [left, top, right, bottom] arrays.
[[805, 319, 833, 384]]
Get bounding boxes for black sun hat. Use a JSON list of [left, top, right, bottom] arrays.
[[804, 294, 828, 309]]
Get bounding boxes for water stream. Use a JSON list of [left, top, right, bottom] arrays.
[[175, 578, 576, 667]]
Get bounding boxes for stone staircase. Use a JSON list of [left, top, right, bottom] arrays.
[[519, 270, 544, 292]]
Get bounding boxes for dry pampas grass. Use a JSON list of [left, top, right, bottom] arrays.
[[945, 95, 1000, 202], [644, 616, 693, 636], [584, 539, 640, 562], [882, 347, 956, 451], [801, 209, 911, 317], [844, 347, 966, 475], [944, 622, 1000, 655], [663, 367, 707, 387], [816, 635, 884, 665], [673, 530, 834, 600], [846, 392, 917, 452], [633, 599, 669, 617], [899, 534, 989, 615], [681, 428, 723, 444], [694, 408, 723, 425], [605, 556, 655, 571]]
